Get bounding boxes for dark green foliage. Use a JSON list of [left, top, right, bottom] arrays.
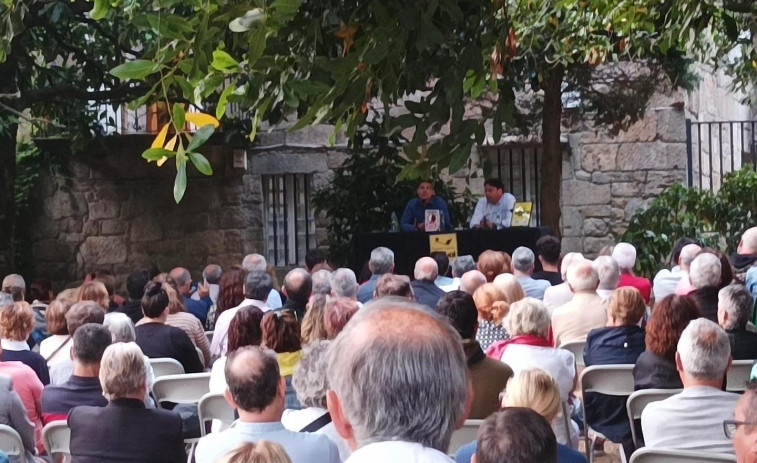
[[621, 167, 757, 278]]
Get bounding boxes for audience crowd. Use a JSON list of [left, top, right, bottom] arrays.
[[0, 225, 757, 463]]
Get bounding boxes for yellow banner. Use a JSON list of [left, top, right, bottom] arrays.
[[429, 233, 458, 260]]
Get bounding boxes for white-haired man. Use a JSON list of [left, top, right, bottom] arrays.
[[410, 257, 445, 309], [641, 318, 738, 454], [612, 242, 651, 304], [357, 247, 394, 304], [673, 243, 703, 296], [593, 256, 619, 300], [439, 255, 475, 292], [1, 273, 25, 301], [731, 227, 757, 303], [331, 269, 359, 301], [543, 252, 585, 312], [242, 253, 282, 309], [459, 270, 487, 295], [689, 252, 723, 323], [511, 247, 551, 300], [551, 261, 607, 347], [718, 285, 757, 360]]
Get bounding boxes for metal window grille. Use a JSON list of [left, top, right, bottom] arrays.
[[488, 144, 541, 226], [686, 120, 757, 191], [262, 174, 315, 267]]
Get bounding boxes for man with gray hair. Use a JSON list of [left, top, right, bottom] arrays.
[[242, 253, 282, 309], [551, 261, 606, 347], [191, 264, 223, 305], [312, 269, 333, 296], [326, 300, 470, 461], [282, 268, 312, 320], [410, 257, 445, 309], [593, 256, 619, 300], [357, 247, 395, 304], [169, 267, 212, 325], [439, 255, 475, 292], [211, 271, 274, 358], [543, 252, 585, 311], [331, 268, 359, 301], [718, 285, 757, 360], [612, 242, 651, 304], [642, 318, 738, 454], [1, 273, 25, 301], [511, 247, 550, 300], [673, 243, 703, 296], [689, 252, 723, 323], [459, 270, 487, 295]]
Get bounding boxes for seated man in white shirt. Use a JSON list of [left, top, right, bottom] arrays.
[[469, 178, 516, 229], [551, 261, 607, 347], [642, 318, 739, 454], [327, 299, 470, 462], [242, 253, 282, 308], [543, 252, 585, 312], [512, 247, 551, 301], [195, 346, 340, 463]]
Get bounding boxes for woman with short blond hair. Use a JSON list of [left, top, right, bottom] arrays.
[[0, 301, 50, 384], [473, 283, 510, 351], [68, 342, 186, 462], [76, 281, 110, 311], [477, 250, 510, 282], [39, 298, 75, 366], [215, 441, 292, 463]]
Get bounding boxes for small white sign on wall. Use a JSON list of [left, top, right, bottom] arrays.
[[233, 150, 248, 169]]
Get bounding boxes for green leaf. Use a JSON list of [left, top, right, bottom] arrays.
[[189, 152, 213, 175], [142, 148, 174, 161], [270, 0, 301, 22], [110, 60, 158, 80], [172, 103, 185, 131], [216, 85, 234, 120], [247, 23, 267, 66], [229, 8, 265, 32], [174, 155, 187, 203], [186, 124, 215, 151], [90, 0, 109, 20], [211, 50, 239, 72], [448, 143, 472, 174]]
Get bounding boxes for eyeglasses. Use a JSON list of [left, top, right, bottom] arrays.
[[723, 420, 757, 438]]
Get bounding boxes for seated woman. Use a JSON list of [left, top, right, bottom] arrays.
[[209, 306, 264, 394], [477, 250, 511, 283], [455, 368, 586, 463], [39, 299, 74, 366], [0, 301, 50, 385], [152, 278, 211, 366], [0, 371, 37, 462], [488, 297, 578, 447], [633, 295, 700, 390], [68, 342, 186, 462], [472, 283, 510, 352], [281, 340, 350, 461], [261, 310, 302, 410], [583, 287, 646, 454], [104, 314, 155, 408], [300, 295, 328, 346]]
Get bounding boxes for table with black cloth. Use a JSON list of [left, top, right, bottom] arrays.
[[353, 227, 552, 277]]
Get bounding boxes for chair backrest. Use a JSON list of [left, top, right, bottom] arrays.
[[580, 364, 635, 396], [560, 340, 586, 367], [43, 420, 71, 457], [447, 419, 484, 457], [205, 331, 214, 344], [198, 392, 236, 436], [196, 347, 205, 368], [726, 359, 755, 392], [626, 388, 681, 449], [629, 448, 736, 463], [152, 373, 211, 409], [149, 358, 185, 378], [0, 424, 24, 456]]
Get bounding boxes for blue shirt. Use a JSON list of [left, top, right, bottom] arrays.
[[455, 440, 586, 463], [357, 274, 381, 304], [400, 196, 452, 231], [183, 295, 212, 325], [195, 421, 340, 463]]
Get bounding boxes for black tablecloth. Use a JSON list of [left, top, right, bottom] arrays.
[[354, 227, 552, 277]]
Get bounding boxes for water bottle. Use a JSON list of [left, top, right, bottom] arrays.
[[390, 212, 399, 232]]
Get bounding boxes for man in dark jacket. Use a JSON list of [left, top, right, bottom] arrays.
[[410, 257, 445, 309], [718, 285, 757, 360], [436, 291, 512, 419], [280, 268, 311, 320]]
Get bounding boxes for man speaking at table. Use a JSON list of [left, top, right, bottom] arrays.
[[400, 180, 452, 231], [469, 178, 516, 230]]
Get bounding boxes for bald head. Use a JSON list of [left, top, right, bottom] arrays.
[[460, 270, 487, 295], [327, 300, 468, 451], [739, 227, 757, 255], [202, 264, 223, 284], [566, 261, 599, 292], [414, 257, 438, 282], [168, 267, 191, 295], [678, 244, 702, 271], [283, 268, 312, 303], [225, 346, 281, 413]]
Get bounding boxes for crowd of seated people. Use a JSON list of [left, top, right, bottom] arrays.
[[0, 225, 755, 463]]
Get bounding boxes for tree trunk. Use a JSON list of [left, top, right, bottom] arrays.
[[540, 66, 564, 238], [0, 59, 18, 276]]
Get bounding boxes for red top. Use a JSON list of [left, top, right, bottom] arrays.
[[618, 273, 652, 303]]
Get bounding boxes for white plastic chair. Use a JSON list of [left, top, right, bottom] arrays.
[[149, 358, 185, 378], [447, 419, 484, 457], [560, 340, 586, 367], [43, 420, 71, 460], [629, 448, 736, 463], [151, 372, 211, 408], [198, 392, 235, 436], [626, 388, 681, 449], [196, 347, 205, 369], [205, 331, 214, 344], [726, 359, 754, 392], [0, 424, 24, 457], [579, 364, 635, 463]]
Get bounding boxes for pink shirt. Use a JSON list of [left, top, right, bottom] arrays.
[[0, 361, 44, 453], [674, 273, 695, 295]]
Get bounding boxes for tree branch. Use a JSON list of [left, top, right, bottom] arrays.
[[1, 83, 148, 105], [78, 17, 143, 58]]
